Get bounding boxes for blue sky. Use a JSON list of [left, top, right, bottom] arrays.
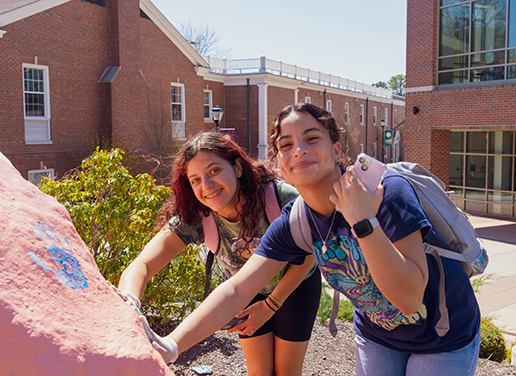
[[150, 0, 407, 86]]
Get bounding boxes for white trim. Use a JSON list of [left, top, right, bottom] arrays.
[[0, 29, 6, 37], [23, 63, 51, 142], [140, 0, 209, 68], [203, 90, 212, 121], [360, 104, 365, 125], [0, 0, 70, 27], [406, 86, 436, 93], [257, 83, 268, 159], [28, 168, 54, 185]]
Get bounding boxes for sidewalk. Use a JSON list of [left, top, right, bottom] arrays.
[[468, 213, 516, 347]]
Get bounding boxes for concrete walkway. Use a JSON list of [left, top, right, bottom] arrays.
[[468, 213, 516, 347]]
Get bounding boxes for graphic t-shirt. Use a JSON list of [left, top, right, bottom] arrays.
[[254, 172, 480, 353], [169, 180, 298, 295]]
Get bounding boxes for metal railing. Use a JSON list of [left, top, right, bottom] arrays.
[[202, 56, 393, 99]]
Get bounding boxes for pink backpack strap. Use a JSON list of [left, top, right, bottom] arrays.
[[201, 212, 218, 254], [264, 181, 281, 224]]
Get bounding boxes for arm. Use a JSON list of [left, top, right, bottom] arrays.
[[330, 166, 428, 315], [228, 254, 316, 335], [166, 254, 287, 354], [118, 226, 188, 299]]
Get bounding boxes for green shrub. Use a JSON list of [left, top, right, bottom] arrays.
[[479, 316, 507, 362], [506, 341, 514, 364], [39, 148, 206, 321], [317, 284, 354, 325]]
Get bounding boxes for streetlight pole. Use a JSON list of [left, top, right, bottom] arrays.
[[211, 105, 224, 132], [380, 119, 386, 163]]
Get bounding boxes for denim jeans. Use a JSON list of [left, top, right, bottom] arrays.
[[355, 329, 480, 376]]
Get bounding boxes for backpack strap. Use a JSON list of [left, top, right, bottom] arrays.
[[424, 243, 450, 337], [289, 196, 339, 337], [264, 181, 282, 224]]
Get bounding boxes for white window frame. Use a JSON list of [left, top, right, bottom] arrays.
[[171, 83, 185, 140], [23, 64, 51, 144], [373, 106, 377, 125], [360, 143, 364, 153], [395, 109, 398, 126], [360, 104, 365, 125], [304, 96, 311, 103], [203, 90, 212, 121], [28, 168, 54, 186], [345, 144, 350, 157], [384, 108, 388, 126], [373, 143, 377, 158], [326, 99, 333, 113], [344, 102, 349, 124]]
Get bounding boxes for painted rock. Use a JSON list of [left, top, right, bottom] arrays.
[[0, 154, 173, 376]]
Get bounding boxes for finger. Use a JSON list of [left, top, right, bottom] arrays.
[[329, 193, 339, 206], [152, 341, 168, 362]]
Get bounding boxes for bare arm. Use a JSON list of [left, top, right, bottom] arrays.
[[330, 166, 428, 315], [229, 254, 316, 335], [168, 254, 287, 353], [118, 226, 187, 298]]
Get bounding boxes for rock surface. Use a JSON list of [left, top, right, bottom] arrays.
[[0, 155, 172, 375]]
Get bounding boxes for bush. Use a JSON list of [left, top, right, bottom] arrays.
[[479, 316, 507, 362], [317, 284, 354, 325], [39, 148, 206, 321]]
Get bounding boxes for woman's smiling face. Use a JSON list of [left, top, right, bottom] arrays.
[[186, 151, 243, 220], [275, 111, 341, 189]]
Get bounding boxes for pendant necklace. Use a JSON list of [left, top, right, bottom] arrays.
[[308, 208, 336, 254]]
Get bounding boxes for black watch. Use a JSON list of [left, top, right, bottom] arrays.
[[352, 217, 380, 238]]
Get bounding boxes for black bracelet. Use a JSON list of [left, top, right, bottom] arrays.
[[264, 298, 277, 312]]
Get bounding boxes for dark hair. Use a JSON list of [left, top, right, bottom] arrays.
[[159, 132, 277, 249], [269, 103, 342, 159]]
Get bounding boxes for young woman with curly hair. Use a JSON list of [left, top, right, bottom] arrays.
[[118, 131, 320, 376]]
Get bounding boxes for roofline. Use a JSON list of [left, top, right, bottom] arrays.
[[0, 0, 70, 27], [140, 0, 209, 68]]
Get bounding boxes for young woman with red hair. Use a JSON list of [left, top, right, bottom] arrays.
[[118, 131, 320, 376]]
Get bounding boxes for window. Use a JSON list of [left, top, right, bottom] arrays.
[[360, 143, 364, 153], [204, 91, 212, 120], [326, 99, 333, 113], [23, 65, 51, 143], [438, 0, 515, 85], [384, 108, 388, 126], [171, 84, 185, 140], [304, 96, 311, 103], [345, 144, 350, 157], [373, 143, 377, 158], [344, 102, 349, 124], [395, 109, 398, 125], [360, 105, 365, 124], [28, 168, 54, 186], [373, 106, 377, 125]]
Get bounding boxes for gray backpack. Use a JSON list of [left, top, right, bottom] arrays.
[[289, 161, 489, 337]]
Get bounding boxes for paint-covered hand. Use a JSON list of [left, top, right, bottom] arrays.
[[28, 222, 88, 289], [140, 316, 179, 364]]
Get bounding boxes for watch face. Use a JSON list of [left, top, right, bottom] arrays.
[[353, 219, 373, 238]]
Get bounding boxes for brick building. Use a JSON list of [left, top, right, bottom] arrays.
[[1, 0, 405, 184], [406, 0, 516, 218]]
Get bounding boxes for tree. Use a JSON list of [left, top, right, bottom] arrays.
[[372, 74, 406, 96], [178, 21, 232, 58], [39, 148, 206, 322]]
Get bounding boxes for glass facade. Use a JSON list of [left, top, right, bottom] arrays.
[[449, 130, 516, 216], [439, 0, 516, 85]]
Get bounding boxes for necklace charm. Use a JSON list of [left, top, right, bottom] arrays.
[[322, 244, 328, 254], [308, 208, 336, 255]]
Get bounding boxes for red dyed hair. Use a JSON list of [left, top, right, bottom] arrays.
[[159, 132, 278, 249]]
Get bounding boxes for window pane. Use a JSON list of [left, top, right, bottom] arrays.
[[204, 92, 210, 105], [439, 55, 469, 70], [171, 104, 182, 121], [441, 0, 465, 5], [450, 154, 464, 185], [471, 50, 505, 66], [450, 131, 464, 152], [24, 93, 44, 116], [438, 70, 469, 84], [440, 4, 470, 56], [472, 0, 506, 52], [509, 0, 516, 47], [489, 131, 514, 154], [465, 189, 486, 200], [448, 187, 464, 199], [466, 155, 487, 188], [470, 66, 505, 81], [204, 106, 210, 119], [488, 191, 513, 203], [466, 131, 487, 153], [465, 200, 485, 212], [487, 203, 513, 215], [488, 155, 513, 190]]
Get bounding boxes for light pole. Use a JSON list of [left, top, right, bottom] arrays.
[[211, 105, 224, 132], [380, 118, 386, 163]]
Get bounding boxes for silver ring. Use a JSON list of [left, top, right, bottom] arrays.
[[249, 329, 254, 334], [348, 175, 356, 183]]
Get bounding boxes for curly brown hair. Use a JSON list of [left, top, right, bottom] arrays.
[[159, 132, 278, 249]]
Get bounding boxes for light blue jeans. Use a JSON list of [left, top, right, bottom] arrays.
[[355, 329, 480, 376]]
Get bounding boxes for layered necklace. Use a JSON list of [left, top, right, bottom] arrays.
[[308, 208, 336, 254]]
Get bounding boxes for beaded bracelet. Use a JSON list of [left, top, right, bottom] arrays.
[[267, 294, 282, 311], [264, 298, 277, 312]]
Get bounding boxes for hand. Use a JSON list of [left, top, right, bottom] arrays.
[[330, 166, 383, 226], [109, 282, 141, 310], [140, 316, 179, 364], [227, 300, 274, 336]]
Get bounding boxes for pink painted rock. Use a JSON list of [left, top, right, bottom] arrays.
[[0, 155, 174, 376]]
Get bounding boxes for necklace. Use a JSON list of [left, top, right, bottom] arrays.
[[308, 208, 336, 254]]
